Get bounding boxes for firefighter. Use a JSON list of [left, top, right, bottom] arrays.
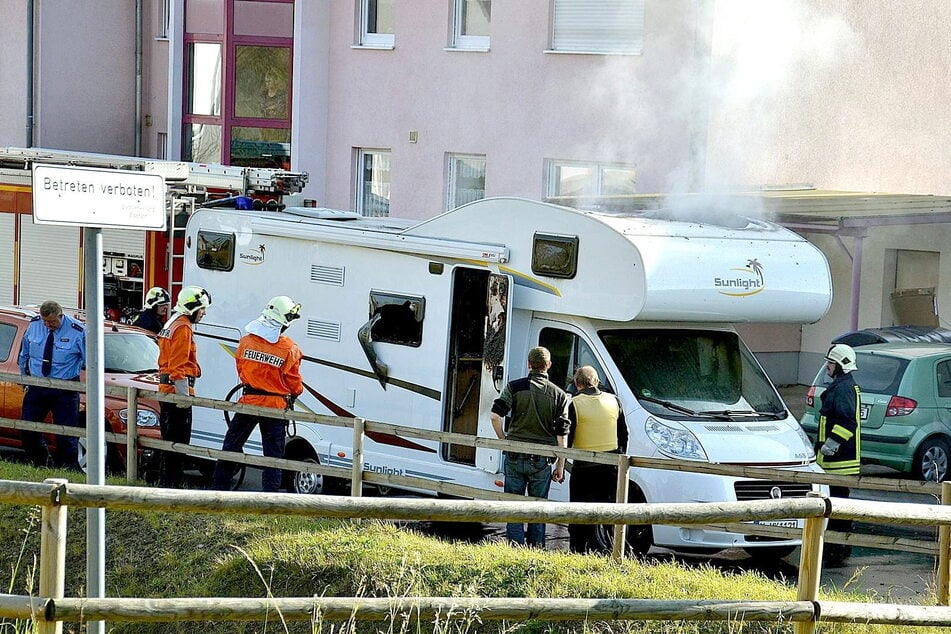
[[817, 342, 861, 566], [17, 300, 86, 469], [212, 296, 303, 492], [157, 285, 211, 488], [132, 286, 171, 334]]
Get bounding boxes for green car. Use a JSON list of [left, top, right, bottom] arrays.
[[800, 342, 951, 482]]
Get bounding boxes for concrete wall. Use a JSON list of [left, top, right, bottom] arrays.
[[33, 1, 137, 153], [316, 0, 710, 218], [802, 223, 951, 361], [0, 1, 29, 146], [141, 0, 171, 158]]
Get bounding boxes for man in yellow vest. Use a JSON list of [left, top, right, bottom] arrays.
[[567, 365, 628, 554]]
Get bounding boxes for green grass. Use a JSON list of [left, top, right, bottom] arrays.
[[0, 459, 935, 633]]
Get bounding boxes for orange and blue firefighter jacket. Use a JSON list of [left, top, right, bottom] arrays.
[[157, 315, 199, 395], [236, 333, 303, 410]]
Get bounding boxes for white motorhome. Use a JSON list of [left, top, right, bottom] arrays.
[[183, 197, 832, 555]]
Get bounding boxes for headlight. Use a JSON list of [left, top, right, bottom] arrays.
[[645, 417, 707, 460], [119, 409, 161, 428], [794, 425, 815, 453]]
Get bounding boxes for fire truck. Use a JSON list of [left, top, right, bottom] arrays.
[[0, 147, 307, 314]]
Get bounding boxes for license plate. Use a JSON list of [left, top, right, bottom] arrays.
[[860, 403, 870, 420], [752, 519, 801, 530]]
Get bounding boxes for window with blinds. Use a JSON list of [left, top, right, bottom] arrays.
[[446, 154, 486, 211], [551, 0, 645, 55]]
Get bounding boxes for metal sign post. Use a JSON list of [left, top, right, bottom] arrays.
[[32, 164, 166, 634]]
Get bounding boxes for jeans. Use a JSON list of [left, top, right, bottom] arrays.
[[503, 453, 552, 546]]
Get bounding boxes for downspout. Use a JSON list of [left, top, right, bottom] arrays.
[[135, 0, 143, 155], [849, 234, 864, 331], [26, 0, 35, 147]]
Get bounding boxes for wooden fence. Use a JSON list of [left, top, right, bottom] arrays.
[[2, 371, 951, 631], [0, 371, 944, 560], [2, 479, 951, 633]]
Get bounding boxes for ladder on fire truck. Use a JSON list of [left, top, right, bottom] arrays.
[[0, 146, 308, 304]]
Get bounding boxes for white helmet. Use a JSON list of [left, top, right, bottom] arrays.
[[143, 286, 170, 309], [175, 285, 212, 315], [262, 295, 301, 326], [826, 343, 857, 373]]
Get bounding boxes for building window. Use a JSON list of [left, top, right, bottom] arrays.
[[447, 154, 486, 210], [550, 0, 645, 55], [546, 160, 637, 197], [359, 0, 395, 48], [157, 132, 169, 160], [451, 0, 490, 50], [157, 0, 172, 39], [182, 0, 294, 168], [356, 149, 391, 217]]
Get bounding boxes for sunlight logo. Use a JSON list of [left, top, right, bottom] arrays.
[[714, 259, 765, 297], [239, 243, 266, 265]]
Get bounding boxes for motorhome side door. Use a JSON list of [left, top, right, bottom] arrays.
[[475, 274, 513, 473]]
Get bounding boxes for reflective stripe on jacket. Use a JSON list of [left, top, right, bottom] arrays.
[[157, 315, 199, 394], [817, 372, 861, 475], [236, 333, 303, 409]]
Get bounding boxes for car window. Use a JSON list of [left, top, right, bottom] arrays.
[[103, 332, 160, 373], [0, 322, 15, 362], [937, 360, 951, 398], [852, 353, 909, 394]]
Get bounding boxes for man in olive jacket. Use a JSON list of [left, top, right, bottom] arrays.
[[490, 346, 570, 548]]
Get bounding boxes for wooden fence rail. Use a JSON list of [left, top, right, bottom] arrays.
[[2, 371, 951, 616], [1, 479, 951, 632]]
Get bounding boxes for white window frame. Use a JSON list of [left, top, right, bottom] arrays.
[[359, 0, 395, 48], [546, 160, 637, 198], [355, 148, 392, 217], [450, 0, 490, 51], [446, 153, 486, 211], [156, 0, 171, 40], [550, 0, 645, 55]]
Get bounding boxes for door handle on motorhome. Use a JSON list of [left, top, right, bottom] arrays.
[[357, 312, 389, 389]]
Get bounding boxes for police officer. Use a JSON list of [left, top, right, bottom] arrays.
[[212, 296, 303, 492], [157, 285, 211, 487], [17, 300, 86, 468], [132, 286, 171, 334], [817, 342, 861, 565]]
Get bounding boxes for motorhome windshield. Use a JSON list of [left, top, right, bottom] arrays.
[[599, 329, 786, 420]]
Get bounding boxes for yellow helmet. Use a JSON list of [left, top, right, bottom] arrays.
[[175, 285, 212, 315], [143, 286, 170, 309]]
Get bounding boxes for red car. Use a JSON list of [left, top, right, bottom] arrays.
[[0, 305, 162, 474]]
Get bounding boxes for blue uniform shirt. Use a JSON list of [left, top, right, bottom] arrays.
[[18, 314, 86, 379]]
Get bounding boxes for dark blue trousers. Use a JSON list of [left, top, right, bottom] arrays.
[[21, 385, 80, 469], [159, 402, 192, 488], [212, 412, 286, 492]]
